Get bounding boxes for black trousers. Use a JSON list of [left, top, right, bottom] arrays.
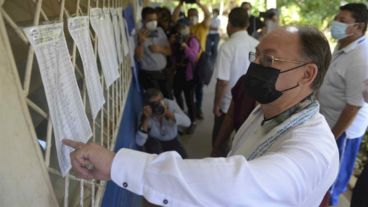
[[351, 162, 368, 207], [173, 68, 196, 122], [144, 136, 188, 159]]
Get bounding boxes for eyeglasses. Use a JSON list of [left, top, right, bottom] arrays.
[[249, 52, 305, 67]]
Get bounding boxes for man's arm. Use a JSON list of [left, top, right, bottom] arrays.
[[135, 43, 145, 61], [196, 0, 211, 27], [64, 122, 338, 206], [213, 43, 231, 116], [213, 79, 228, 116], [135, 29, 149, 60], [183, 37, 200, 62], [211, 101, 235, 157], [135, 107, 152, 146], [172, 0, 184, 23], [149, 30, 172, 56], [169, 100, 191, 127], [331, 104, 360, 139], [149, 44, 172, 56]]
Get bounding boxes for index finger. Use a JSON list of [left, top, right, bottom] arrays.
[[62, 139, 84, 149]]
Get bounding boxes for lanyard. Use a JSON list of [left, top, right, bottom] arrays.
[[247, 101, 319, 160]]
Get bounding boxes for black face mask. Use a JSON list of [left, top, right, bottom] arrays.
[[244, 62, 306, 104]]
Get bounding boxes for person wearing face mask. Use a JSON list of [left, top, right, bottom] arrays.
[[240, 1, 263, 37], [171, 20, 200, 134], [64, 26, 339, 207], [173, 0, 211, 53], [212, 7, 258, 150], [318, 3, 368, 206], [135, 7, 172, 98], [136, 88, 190, 159], [173, 0, 211, 120]]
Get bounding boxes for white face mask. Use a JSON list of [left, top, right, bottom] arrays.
[[145, 20, 158, 31], [265, 20, 278, 33], [189, 16, 199, 25], [330, 21, 353, 40]]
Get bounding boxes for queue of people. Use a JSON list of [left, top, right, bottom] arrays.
[[63, 1, 368, 207]]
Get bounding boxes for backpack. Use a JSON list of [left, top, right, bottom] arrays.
[[194, 51, 214, 85]]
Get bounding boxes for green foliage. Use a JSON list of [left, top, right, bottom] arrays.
[[356, 134, 368, 174], [277, 0, 366, 30]]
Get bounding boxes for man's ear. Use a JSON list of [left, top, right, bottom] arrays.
[[300, 63, 318, 87], [356, 22, 366, 33]]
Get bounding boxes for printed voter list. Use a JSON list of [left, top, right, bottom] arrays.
[[24, 22, 92, 176], [68, 16, 105, 119]]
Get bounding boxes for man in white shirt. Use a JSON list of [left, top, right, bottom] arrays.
[[318, 3, 368, 206], [63, 26, 339, 207], [212, 7, 258, 144], [206, 8, 221, 61]]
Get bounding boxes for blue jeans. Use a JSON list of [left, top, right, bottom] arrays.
[[329, 133, 363, 206]]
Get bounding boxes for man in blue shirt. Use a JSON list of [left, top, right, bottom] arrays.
[[136, 88, 190, 158], [135, 7, 172, 97]]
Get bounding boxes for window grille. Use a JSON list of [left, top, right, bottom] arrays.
[[0, 0, 133, 206]]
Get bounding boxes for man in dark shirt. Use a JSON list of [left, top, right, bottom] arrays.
[[240, 2, 263, 36], [211, 74, 256, 157]]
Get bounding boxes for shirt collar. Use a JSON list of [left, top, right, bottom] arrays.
[[230, 30, 249, 39], [337, 36, 366, 54], [262, 94, 315, 127]]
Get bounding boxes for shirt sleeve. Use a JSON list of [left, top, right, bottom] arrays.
[[110, 128, 338, 207], [169, 100, 191, 127], [216, 43, 232, 81], [345, 64, 366, 106], [135, 130, 148, 146], [231, 74, 245, 98], [135, 113, 149, 146], [184, 37, 200, 63], [158, 28, 169, 46]]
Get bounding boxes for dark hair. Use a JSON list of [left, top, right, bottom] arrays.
[[340, 3, 368, 33], [188, 8, 198, 17], [296, 26, 332, 90], [229, 7, 249, 29], [157, 7, 171, 23], [141, 7, 156, 20], [213, 8, 220, 15], [260, 8, 278, 20], [143, 88, 163, 104], [241, 2, 251, 8]]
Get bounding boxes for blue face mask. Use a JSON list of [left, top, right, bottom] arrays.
[[331, 21, 351, 40]]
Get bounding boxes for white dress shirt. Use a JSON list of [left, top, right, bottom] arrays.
[[111, 106, 339, 207], [319, 37, 368, 138], [216, 30, 258, 113], [209, 16, 220, 35]]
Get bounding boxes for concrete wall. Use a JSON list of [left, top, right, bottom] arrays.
[[0, 3, 58, 205]]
